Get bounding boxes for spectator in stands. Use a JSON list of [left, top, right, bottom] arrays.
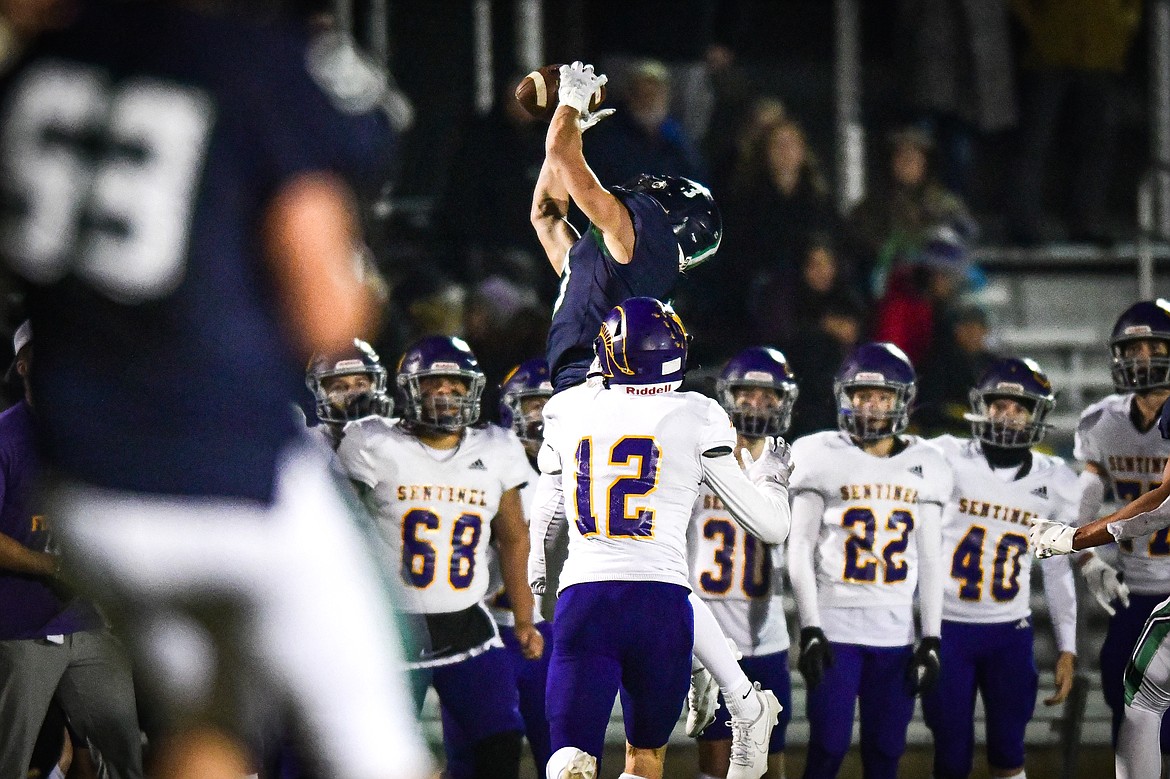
[[582, 58, 705, 188], [785, 296, 867, 439], [873, 225, 972, 366], [434, 75, 548, 283], [895, 0, 1017, 197], [1007, 0, 1142, 244], [754, 232, 863, 348], [916, 305, 999, 435], [724, 116, 838, 287], [846, 126, 975, 298]]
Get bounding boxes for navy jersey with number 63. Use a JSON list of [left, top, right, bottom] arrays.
[[0, 2, 394, 502]]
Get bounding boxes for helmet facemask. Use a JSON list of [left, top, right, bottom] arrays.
[[717, 381, 798, 439], [835, 381, 914, 442], [1111, 337, 1170, 393], [401, 370, 485, 432], [311, 366, 391, 424], [966, 390, 1053, 448]]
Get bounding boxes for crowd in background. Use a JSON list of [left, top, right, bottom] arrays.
[[366, 0, 1145, 443]]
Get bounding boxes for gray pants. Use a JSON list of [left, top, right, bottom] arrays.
[[0, 629, 142, 778]]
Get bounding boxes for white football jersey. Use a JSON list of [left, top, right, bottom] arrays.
[[688, 484, 789, 656], [1076, 393, 1170, 594], [789, 431, 952, 642], [337, 419, 533, 614], [930, 435, 1079, 623], [540, 382, 737, 592]]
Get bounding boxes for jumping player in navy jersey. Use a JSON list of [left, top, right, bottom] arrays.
[[529, 61, 722, 393], [0, 4, 429, 777]]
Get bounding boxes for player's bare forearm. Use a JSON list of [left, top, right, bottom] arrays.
[[0, 531, 55, 577], [493, 490, 538, 630], [530, 158, 577, 274], [1074, 462, 1170, 549]]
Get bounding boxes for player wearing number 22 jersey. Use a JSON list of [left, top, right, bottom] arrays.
[[788, 342, 951, 779], [922, 358, 1078, 779], [337, 335, 540, 779], [531, 298, 790, 779]]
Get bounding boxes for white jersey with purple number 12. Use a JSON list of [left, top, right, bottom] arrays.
[[337, 418, 532, 614], [539, 382, 737, 591], [1076, 393, 1170, 595]]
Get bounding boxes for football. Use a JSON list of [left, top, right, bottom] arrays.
[[514, 64, 606, 122]]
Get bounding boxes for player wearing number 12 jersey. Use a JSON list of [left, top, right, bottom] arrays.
[[337, 335, 540, 779], [922, 358, 1079, 779], [788, 342, 951, 779], [1075, 300, 1170, 754], [531, 298, 790, 779]]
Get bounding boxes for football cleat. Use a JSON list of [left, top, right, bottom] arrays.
[[685, 666, 720, 737], [727, 683, 782, 779], [545, 746, 596, 779]]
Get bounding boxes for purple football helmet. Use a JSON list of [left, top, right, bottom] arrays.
[[716, 346, 799, 438], [966, 357, 1055, 448], [1110, 299, 1170, 392], [612, 174, 721, 271], [594, 297, 689, 388], [499, 358, 553, 449], [834, 342, 916, 441], [305, 339, 392, 424], [397, 336, 485, 431]]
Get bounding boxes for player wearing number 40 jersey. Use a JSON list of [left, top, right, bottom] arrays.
[[529, 298, 790, 779], [1073, 299, 1170, 755], [788, 342, 951, 779], [337, 335, 541, 779], [923, 358, 1079, 779], [687, 347, 798, 779]]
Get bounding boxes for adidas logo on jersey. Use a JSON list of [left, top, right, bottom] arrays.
[[469, 459, 487, 471], [1030, 485, 1048, 499], [908, 465, 924, 478]]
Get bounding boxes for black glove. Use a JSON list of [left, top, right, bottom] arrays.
[[907, 636, 941, 696], [799, 627, 834, 691]]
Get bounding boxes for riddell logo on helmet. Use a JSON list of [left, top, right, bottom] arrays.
[[623, 385, 672, 395], [1125, 325, 1154, 336]]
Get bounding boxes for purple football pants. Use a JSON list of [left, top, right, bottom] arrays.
[[546, 581, 693, 764], [803, 642, 915, 779]]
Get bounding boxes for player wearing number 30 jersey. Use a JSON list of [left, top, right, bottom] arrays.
[[337, 335, 538, 779], [530, 298, 790, 779], [788, 342, 951, 779]]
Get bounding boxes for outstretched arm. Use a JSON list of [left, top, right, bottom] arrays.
[[700, 450, 790, 544], [530, 155, 578, 275], [1075, 458, 1170, 549]]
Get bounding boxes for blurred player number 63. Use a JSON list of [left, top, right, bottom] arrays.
[[514, 64, 606, 121]]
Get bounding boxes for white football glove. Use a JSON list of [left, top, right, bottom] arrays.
[[741, 436, 794, 489], [577, 107, 615, 132], [1080, 553, 1130, 616], [1029, 519, 1076, 559], [558, 61, 607, 115]]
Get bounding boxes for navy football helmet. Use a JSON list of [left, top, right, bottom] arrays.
[[499, 358, 553, 450], [1110, 299, 1170, 392], [397, 336, 485, 431], [966, 357, 1055, 448], [717, 346, 799, 438], [612, 174, 721, 271], [594, 297, 689, 388], [305, 339, 392, 424], [834, 342, 917, 441]]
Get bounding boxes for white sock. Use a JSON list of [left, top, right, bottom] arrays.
[[48, 768, 65, 779], [689, 595, 759, 719], [618, 774, 648, 779], [995, 771, 1025, 779], [1117, 705, 1164, 779]]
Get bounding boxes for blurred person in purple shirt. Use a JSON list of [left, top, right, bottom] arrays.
[[0, 321, 143, 778]]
